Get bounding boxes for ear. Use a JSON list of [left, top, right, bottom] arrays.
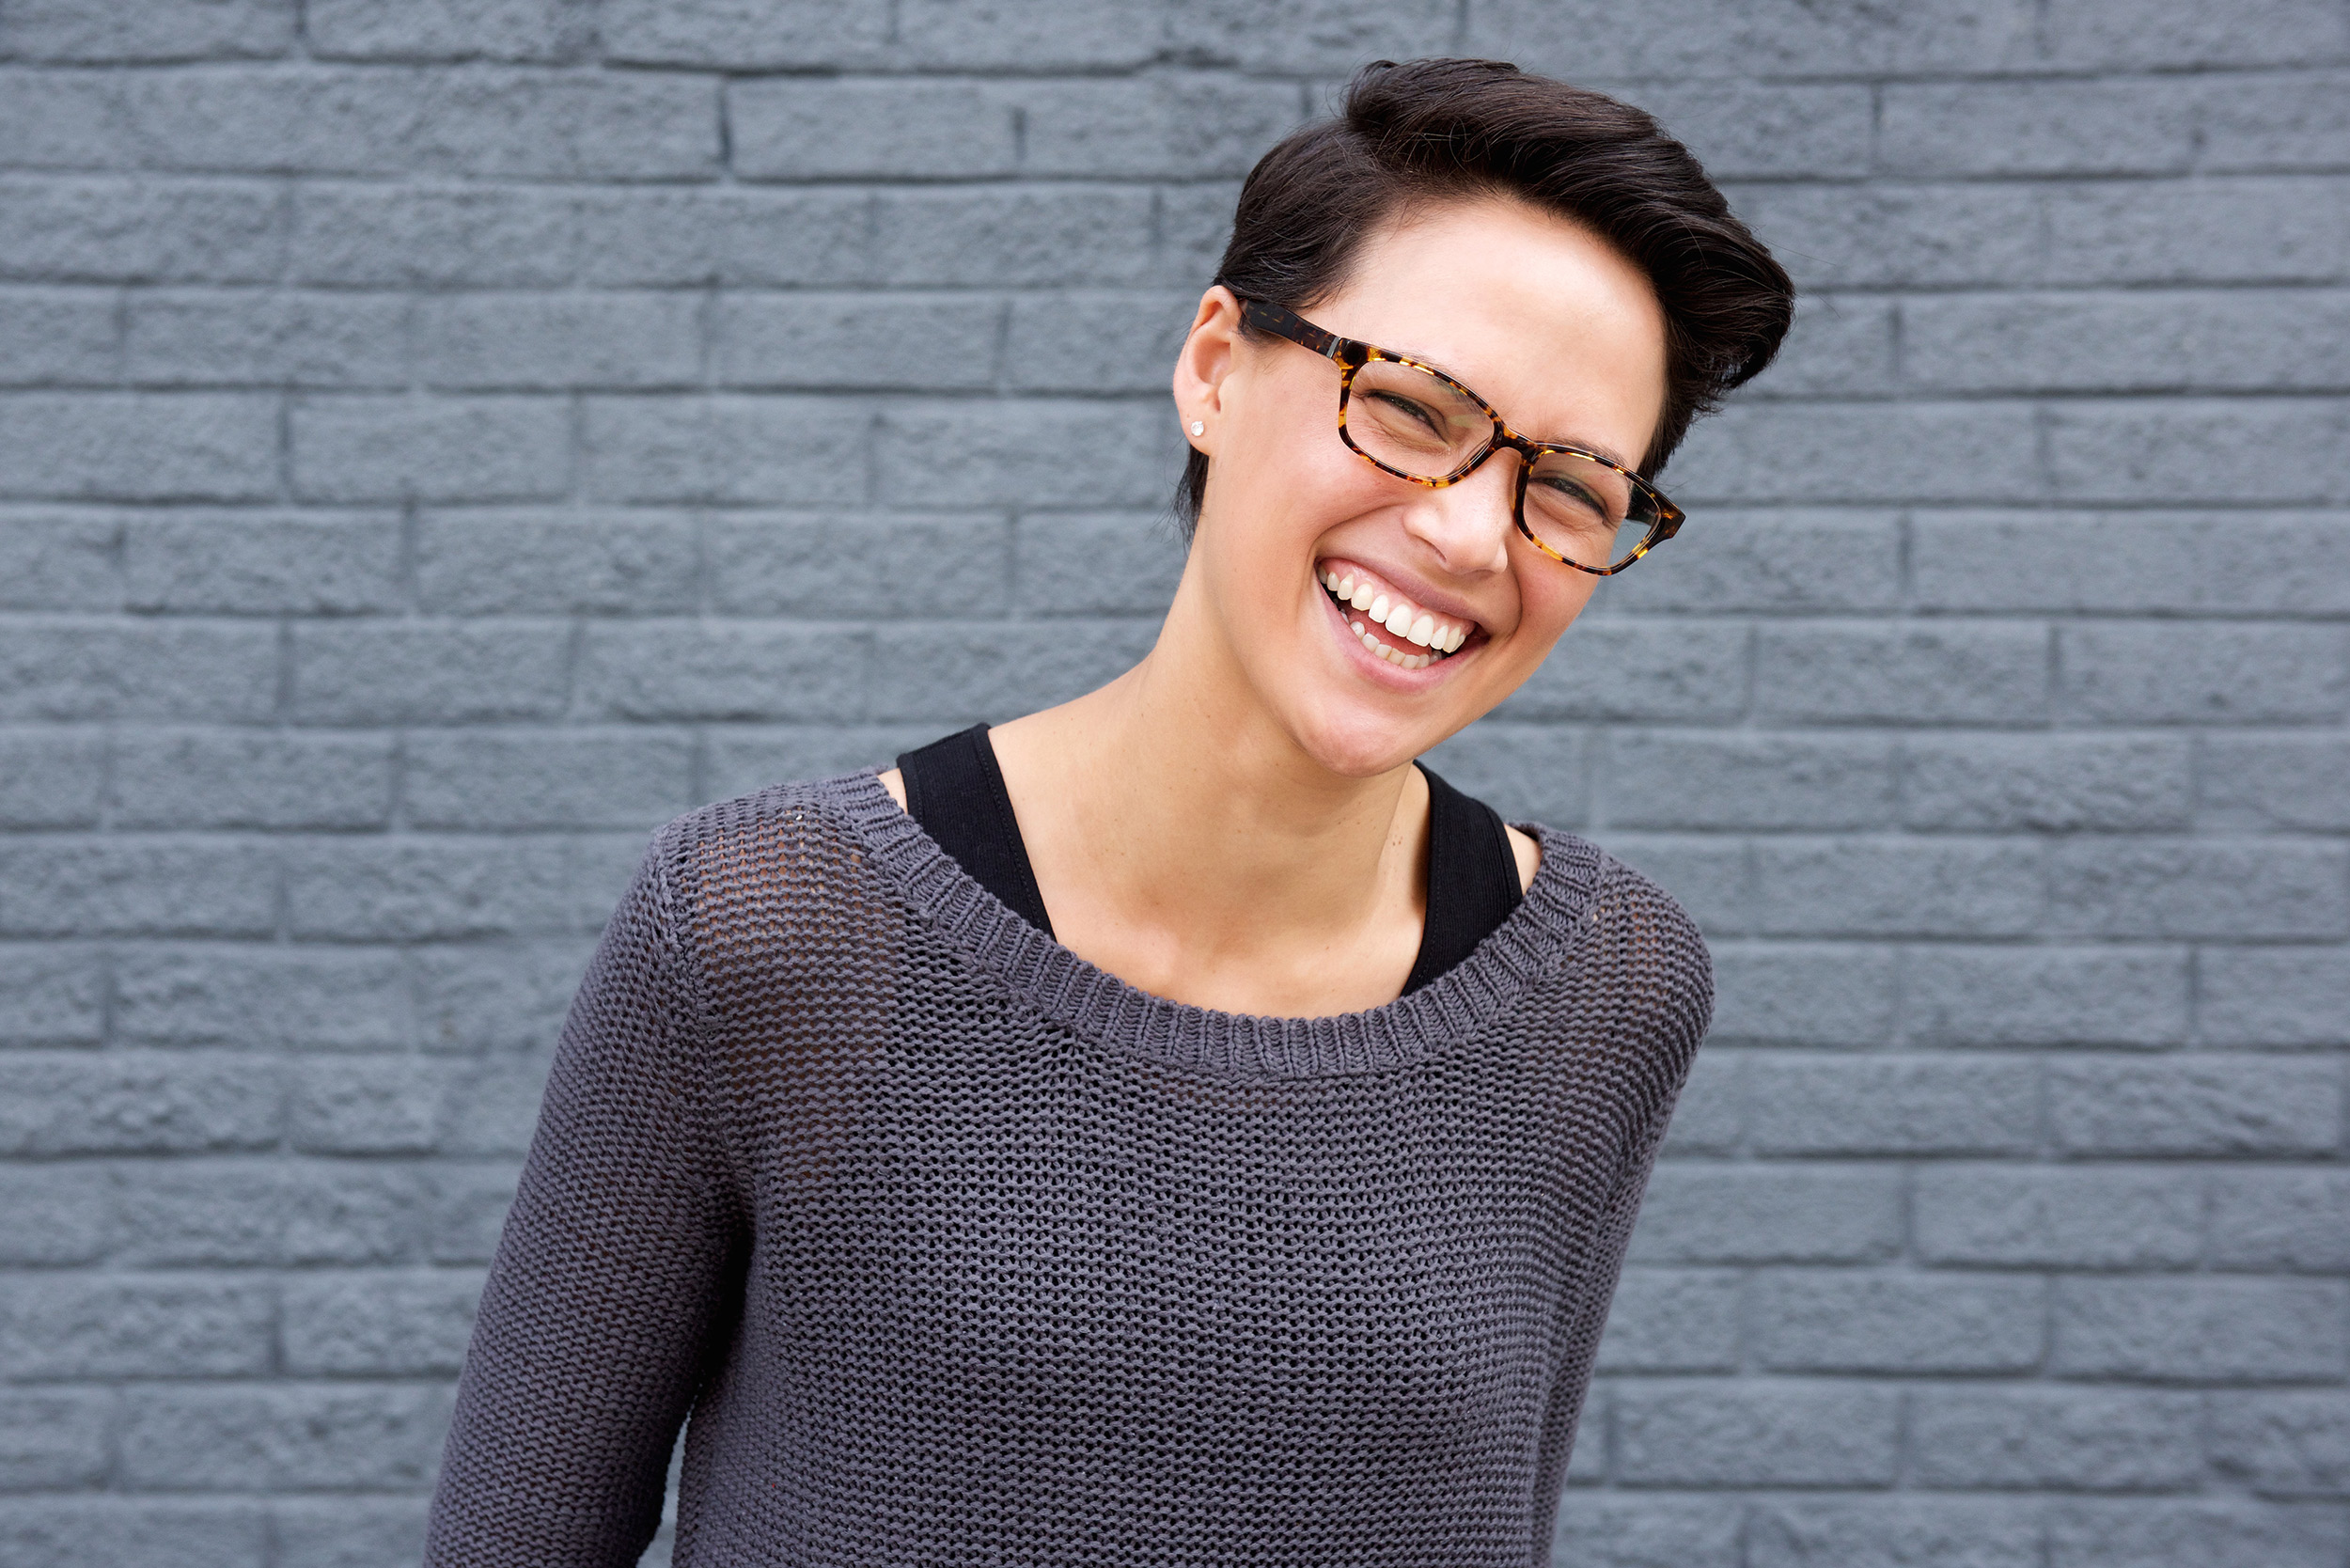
[[1172, 286, 1246, 453]]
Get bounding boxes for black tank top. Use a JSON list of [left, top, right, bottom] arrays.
[[895, 724, 1523, 996]]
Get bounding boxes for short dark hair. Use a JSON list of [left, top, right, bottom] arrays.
[[1176, 57, 1794, 534]]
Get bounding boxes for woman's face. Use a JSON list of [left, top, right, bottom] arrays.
[[1174, 196, 1671, 779]]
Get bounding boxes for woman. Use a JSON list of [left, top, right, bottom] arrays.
[[426, 58, 1792, 1566]]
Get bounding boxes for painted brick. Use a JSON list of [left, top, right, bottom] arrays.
[[271, 1498, 432, 1568], [0, 391, 278, 501], [872, 187, 1157, 287], [287, 1055, 446, 1153], [1155, 181, 1243, 289], [112, 729, 394, 830], [2052, 399, 2350, 505], [891, 0, 1163, 68], [572, 188, 868, 288], [1670, 401, 2045, 507], [2210, 1393, 2350, 1497], [730, 80, 1017, 180], [123, 290, 407, 387], [417, 291, 701, 389], [1496, 621, 1749, 724], [1604, 731, 1896, 830], [2054, 1278, 2349, 1382], [0, 512, 121, 610], [0, 839, 277, 937], [1900, 734, 2193, 832], [1752, 839, 2044, 938], [1020, 77, 1303, 179], [1754, 621, 2048, 726], [115, 1159, 421, 1266], [283, 839, 575, 940], [414, 510, 697, 615], [424, 1163, 518, 1262], [2045, 1500, 2350, 1568], [0, 618, 277, 722], [404, 728, 694, 830], [874, 400, 1174, 508], [290, 393, 569, 503], [582, 395, 870, 505], [1721, 180, 2047, 291], [1592, 836, 1751, 935], [1911, 1388, 2206, 1491], [0, 1388, 111, 1489], [0, 726, 103, 828], [114, 942, 407, 1049], [1597, 510, 1902, 615], [2203, 736, 2350, 830], [2044, 177, 2350, 286], [1004, 290, 1198, 395], [1753, 1272, 2044, 1372], [1705, 942, 1895, 1047], [2200, 948, 2350, 1047], [0, 1501, 267, 1568], [868, 620, 1159, 723], [578, 621, 866, 722], [1902, 945, 2190, 1047], [1471, 0, 2038, 75], [2049, 1056, 2342, 1155], [1167, 0, 1458, 72], [1614, 82, 1874, 180], [713, 293, 1001, 392], [1614, 1379, 1901, 1486], [0, 285, 118, 383], [2201, 70, 2350, 171], [599, 0, 890, 67], [0, 1051, 281, 1153], [2046, 840, 2349, 939], [1655, 1047, 1743, 1156], [0, 1274, 274, 1376], [0, 176, 283, 284], [2209, 1171, 2350, 1272], [117, 1384, 452, 1490], [290, 182, 574, 288], [0, 1164, 110, 1263], [1747, 1055, 2039, 1155], [0, 0, 292, 61], [0, 944, 102, 1045], [1625, 1164, 1902, 1264], [409, 939, 595, 1055], [2042, 0, 2350, 68], [1903, 289, 2350, 394], [1882, 79, 2197, 177], [433, 1050, 555, 1156], [291, 620, 569, 725], [1739, 295, 1901, 400], [2058, 623, 2345, 724], [304, 0, 588, 62], [702, 724, 943, 802], [1915, 1165, 2205, 1268], [1420, 722, 1589, 829], [1912, 512, 2350, 617], [1550, 1494, 1744, 1568], [1593, 1269, 1742, 1373], [121, 512, 404, 614], [282, 1270, 478, 1374], [709, 513, 1011, 619], [1747, 1499, 2044, 1568], [1010, 512, 1185, 618]]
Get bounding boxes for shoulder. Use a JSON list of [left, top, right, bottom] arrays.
[[642, 770, 887, 908]]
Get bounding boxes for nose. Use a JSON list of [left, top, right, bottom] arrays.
[[1394, 448, 1516, 577]]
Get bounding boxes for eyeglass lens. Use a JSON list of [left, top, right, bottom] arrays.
[[1344, 358, 1658, 572]]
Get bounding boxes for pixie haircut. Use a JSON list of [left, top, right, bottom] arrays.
[[1177, 56, 1794, 535]]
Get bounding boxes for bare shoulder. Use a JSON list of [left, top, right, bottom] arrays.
[[1506, 823, 1540, 896], [878, 765, 907, 809]]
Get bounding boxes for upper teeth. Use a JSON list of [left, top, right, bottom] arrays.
[[1322, 567, 1470, 658]]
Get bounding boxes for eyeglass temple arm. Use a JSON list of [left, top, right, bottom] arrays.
[[1239, 298, 1346, 362]]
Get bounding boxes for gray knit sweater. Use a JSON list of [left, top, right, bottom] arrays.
[[423, 768, 1711, 1567]]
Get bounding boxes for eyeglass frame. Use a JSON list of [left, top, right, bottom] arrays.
[[1233, 297, 1684, 576]]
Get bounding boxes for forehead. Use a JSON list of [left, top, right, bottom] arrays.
[[1302, 196, 1669, 460]]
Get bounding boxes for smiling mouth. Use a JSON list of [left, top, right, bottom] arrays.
[[1316, 562, 1480, 671]]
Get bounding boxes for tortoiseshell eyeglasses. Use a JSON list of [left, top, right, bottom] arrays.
[[1238, 298, 1683, 576]]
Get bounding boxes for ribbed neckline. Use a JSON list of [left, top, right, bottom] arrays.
[[824, 765, 1608, 1083]]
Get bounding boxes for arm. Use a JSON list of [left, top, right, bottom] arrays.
[[424, 826, 747, 1567]]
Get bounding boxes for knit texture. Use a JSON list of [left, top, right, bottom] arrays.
[[423, 768, 1713, 1567]]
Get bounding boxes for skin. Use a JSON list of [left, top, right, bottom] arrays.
[[882, 194, 1669, 1017]]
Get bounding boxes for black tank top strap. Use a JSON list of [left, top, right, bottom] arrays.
[[1402, 761, 1525, 995]]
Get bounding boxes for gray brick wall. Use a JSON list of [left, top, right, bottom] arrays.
[[1, 1, 2344, 1563]]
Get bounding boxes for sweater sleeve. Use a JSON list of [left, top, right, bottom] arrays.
[[424, 827, 746, 1568]]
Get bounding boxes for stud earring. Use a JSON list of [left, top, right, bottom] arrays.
[[1188, 420, 1205, 436]]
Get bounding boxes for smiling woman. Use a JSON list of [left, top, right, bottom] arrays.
[[426, 57, 1794, 1568]]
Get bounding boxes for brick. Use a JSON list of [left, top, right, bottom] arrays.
[[283, 1270, 478, 1373], [2043, 0, 2350, 67], [867, 619, 1157, 723], [433, 1049, 554, 1155], [1739, 294, 1900, 400], [1902, 734, 2193, 832], [892, 0, 1163, 67], [1155, 181, 1242, 289], [581, 395, 869, 505], [2047, 840, 2348, 939], [112, 729, 394, 829], [271, 1498, 431, 1568], [2210, 1171, 2350, 1272], [118, 1384, 452, 1490], [284, 839, 574, 939], [0, 944, 102, 1044], [1003, 290, 1197, 394], [2204, 737, 2350, 830], [0, 1389, 111, 1489], [0, 618, 276, 722], [1904, 946, 2189, 1047], [1586, 510, 1904, 615], [0, 726, 103, 827], [1755, 621, 2048, 725], [423, 1162, 518, 1262], [0, 391, 278, 501], [2045, 177, 2350, 286], [290, 393, 569, 503], [404, 728, 693, 830], [1753, 839, 2043, 938], [114, 943, 406, 1049], [1592, 1269, 1741, 1373], [1903, 289, 2350, 394], [874, 187, 1156, 288], [0, 1164, 110, 1263], [1613, 81, 1873, 180], [1020, 77, 1302, 179], [2046, 1501, 2349, 1568], [2201, 70, 2350, 171], [0, 512, 121, 610], [414, 509, 696, 615], [1010, 512, 1184, 618], [122, 511, 403, 613], [1168, 0, 1456, 71], [1720, 181, 2044, 291], [0, 1501, 267, 1568], [875, 400, 1173, 509], [0, 839, 276, 937], [578, 621, 865, 721], [0, 0, 292, 61], [1496, 621, 1748, 724], [574, 188, 868, 287], [1706, 942, 1894, 1047], [410, 938, 593, 1055], [1605, 731, 1895, 830], [1625, 1164, 1900, 1264], [1916, 1165, 2204, 1268], [2201, 948, 2350, 1047], [1671, 401, 2044, 506], [708, 513, 1011, 619], [1747, 1499, 2043, 1568], [290, 182, 573, 287], [305, 0, 588, 61], [0, 1274, 273, 1375], [1550, 1494, 1743, 1568], [2211, 1393, 2350, 1497], [1418, 722, 1588, 829], [1614, 1380, 1900, 1486], [116, 1159, 421, 1265], [2056, 1278, 2349, 1381], [1913, 512, 2350, 616], [599, 0, 888, 67], [2051, 1056, 2342, 1155], [0, 286, 118, 383], [1754, 1272, 2044, 1372], [0, 71, 131, 170], [288, 1055, 445, 1153], [416, 290, 699, 389], [1912, 1388, 2206, 1491], [0, 176, 283, 284], [1473, 0, 2036, 74], [1882, 79, 2196, 176], [1747, 1055, 2039, 1155], [1593, 836, 1750, 935], [713, 293, 1001, 391], [123, 289, 406, 387], [728, 80, 1018, 180], [0, 1050, 282, 1153], [1655, 1046, 1742, 1155], [2058, 623, 2344, 724], [291, 620, 569, 724], [701, 724, 940, 802]]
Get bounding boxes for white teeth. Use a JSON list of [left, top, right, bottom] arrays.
[[1407, 613, 1435, 647], [1337, 573, 1355, 598], [1322, 569, 1339, 591], [1383, 603, 1414, 636], [1349, 581, 1374, 610], [1367, 592, 1391, 621], [1351, 619, 1365, 634]]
